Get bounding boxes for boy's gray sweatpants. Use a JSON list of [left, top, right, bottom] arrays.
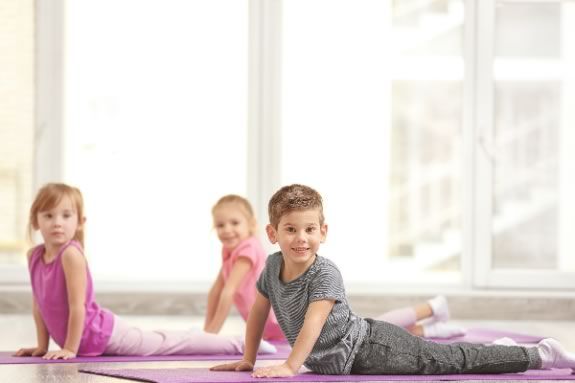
[[351, 319, 539, 375]]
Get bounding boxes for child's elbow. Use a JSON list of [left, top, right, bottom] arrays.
[[220, 287, 237, 302], [68, 304, 86, 317]]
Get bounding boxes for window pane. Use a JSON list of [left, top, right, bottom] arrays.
[[64, 0, 248, 284], [492, 1, 575, 272], [0, 0, 34, 267], [281, 0, 464, 285]]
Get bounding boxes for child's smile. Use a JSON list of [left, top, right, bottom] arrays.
[[213, 203, 253, 250], [266, 209, 327, 280]]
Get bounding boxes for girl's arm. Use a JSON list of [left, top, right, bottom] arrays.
[[14, 299, 51, 357], [204, 269, 225, 330], [252, 299, 335, 378], [204, 257, 252, 334], [32, 299, 50, 352], [210, 290, 271, 372], [43, 246, 87, 360], [14, 250, 50, 357]]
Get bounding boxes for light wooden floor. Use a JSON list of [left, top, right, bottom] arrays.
[[2, 315, 575, 383]]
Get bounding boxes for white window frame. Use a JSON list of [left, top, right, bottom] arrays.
[[471, 0, 575, 289], [0, 0, 66, 285], [247, 0, 283, 256], [23, 0, 575, 290], [35, 0, 65, 188]]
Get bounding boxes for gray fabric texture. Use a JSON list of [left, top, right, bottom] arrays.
[[256, 252, 539, 376], [256, 252, 368, 374], [351, 319, 533, 375]]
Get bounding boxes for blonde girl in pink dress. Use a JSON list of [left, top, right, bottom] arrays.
[[205, 195, 284, 340]]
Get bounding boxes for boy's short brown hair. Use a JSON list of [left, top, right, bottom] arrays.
[[268, 184, 324, 228]]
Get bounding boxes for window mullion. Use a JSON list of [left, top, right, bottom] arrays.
[[472, 0, 496, 288], [248, 0, 282, 247], [35, 0, 66, 188]]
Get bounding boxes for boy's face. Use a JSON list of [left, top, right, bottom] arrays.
[[266, 208, 327, 271]]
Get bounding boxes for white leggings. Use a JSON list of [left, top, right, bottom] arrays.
[[103, 316, 243, 356], [376, 307, 418, 328]]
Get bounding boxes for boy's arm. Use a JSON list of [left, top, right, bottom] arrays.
[[204, 258, 252, 333], [252, 299, 335, 378], [211, 290, 271, 371], [43, 247, 87, 359]]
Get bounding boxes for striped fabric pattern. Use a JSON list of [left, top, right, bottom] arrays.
[[257, 253, 368, 374]]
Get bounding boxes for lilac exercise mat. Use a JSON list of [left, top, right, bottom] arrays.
[[0, 341, 291, 365], [80, 367, 575, 383], [0, 328, 543, 365]]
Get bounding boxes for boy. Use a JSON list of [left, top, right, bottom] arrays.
[[212, 184, 575, 377]]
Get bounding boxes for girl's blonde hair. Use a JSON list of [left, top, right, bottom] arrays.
[[28, 183, 86, 247], [212, 194, 257, 235]]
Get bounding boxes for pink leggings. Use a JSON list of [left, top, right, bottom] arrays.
[[376, 307, 417, 328], [103, 316, 243, 356]]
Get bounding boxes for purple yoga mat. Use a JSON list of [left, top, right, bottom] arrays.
[[79, 367, 575, 382], [0, 328, 543, 365], [0, 341, 291, 365]]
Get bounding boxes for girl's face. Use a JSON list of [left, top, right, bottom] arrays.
[[213, 203, 254, 250], [36, 196, 81, 249]]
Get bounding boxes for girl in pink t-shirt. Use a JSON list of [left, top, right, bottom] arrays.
[[205, 195, 284, 340], [15, 183, 275, 360]]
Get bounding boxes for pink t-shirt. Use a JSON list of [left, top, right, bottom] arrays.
[[221, 236, 284, 340], [28, 240, 114, 356]]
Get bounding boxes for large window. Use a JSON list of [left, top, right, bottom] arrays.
[[492, 1, 569, 270], [62, 0, 248, 285], [475, 0, 575, 288], [280, 0, 464, 286], [3, 0, 575, 290]]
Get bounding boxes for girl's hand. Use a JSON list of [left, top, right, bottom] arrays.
[[210, 360, 254, 372], [14, 347, 47, 357], [42, 349, 76, 360], [252, 363, 296, 378]]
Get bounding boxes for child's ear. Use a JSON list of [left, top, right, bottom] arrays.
[[265, 224, 277, 244], [320, 223, 328, 243]]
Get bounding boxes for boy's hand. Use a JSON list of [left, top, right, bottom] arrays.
[[42, 349, 76, 360], [210, 360, 254, 372], [252, 363, 297, 378], [14, 347, 47, 357]]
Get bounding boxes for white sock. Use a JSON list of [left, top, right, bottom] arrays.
[[493, 337, 518, 346], [427, 295, 450, 322], [537, 338, 575, 370], [422, 322, 466, 339], [257, 339, 277, 354]]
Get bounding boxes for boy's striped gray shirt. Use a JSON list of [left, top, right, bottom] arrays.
[[257, 252, 368, 374]]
